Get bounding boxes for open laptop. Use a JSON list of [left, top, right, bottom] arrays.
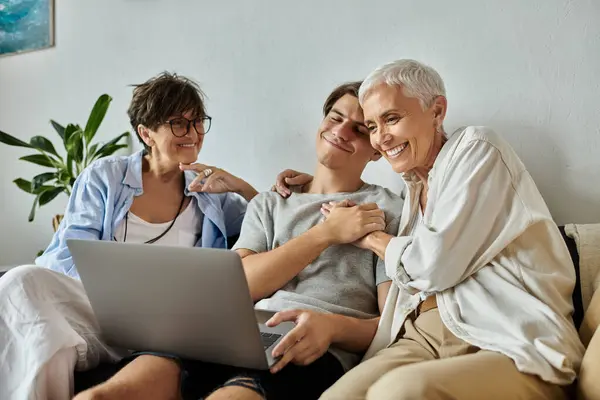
[[67, 239, 294, 370]]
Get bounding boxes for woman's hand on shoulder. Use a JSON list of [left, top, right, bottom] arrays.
[[272, 169, 313, 198], [180, 163, 258, 201]]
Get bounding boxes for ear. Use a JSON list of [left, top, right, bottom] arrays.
[[431, 95, 448, 129], [137, 124, 155, 147]]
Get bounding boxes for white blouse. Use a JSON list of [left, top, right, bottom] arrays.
[[113, 197, 203, 247], [365, 126, 584, 385]]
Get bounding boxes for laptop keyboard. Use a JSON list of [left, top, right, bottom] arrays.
[[261, 332, 282, 350]]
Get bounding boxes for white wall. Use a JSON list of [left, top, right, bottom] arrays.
[[1, 0, 599, 265]]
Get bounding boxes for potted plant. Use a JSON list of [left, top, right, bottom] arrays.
[[0, 94, 130, 227]]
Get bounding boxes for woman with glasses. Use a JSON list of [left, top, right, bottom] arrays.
[[36, 72, 258, 278], [0, 72, 290, 400]]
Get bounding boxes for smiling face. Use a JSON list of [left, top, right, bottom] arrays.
[[363, 83, 447, 175], [138, 110, 204, 166], [315, 94, 380, 173]]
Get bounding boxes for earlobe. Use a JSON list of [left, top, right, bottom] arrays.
[[138, 125, 154, 147]]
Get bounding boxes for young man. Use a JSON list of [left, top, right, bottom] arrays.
[[76, 82, 403, 400]]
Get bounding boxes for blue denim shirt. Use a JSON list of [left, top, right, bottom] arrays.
[[36, 150, 247, 279]]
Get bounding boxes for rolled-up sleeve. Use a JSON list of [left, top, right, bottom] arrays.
[[220, 192, 247, 238], [35, 169, 106, 278], [384, 140, 526, 293]]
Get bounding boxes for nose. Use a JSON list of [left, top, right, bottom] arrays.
[[371, 125, 392, 149], [331, 120, 355, 141]]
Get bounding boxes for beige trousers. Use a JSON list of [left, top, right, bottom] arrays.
[[321, 309, 568, 400]]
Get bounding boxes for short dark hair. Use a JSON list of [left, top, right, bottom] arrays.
[[322, 81, 363, 116], [127, 72, 207, 148]]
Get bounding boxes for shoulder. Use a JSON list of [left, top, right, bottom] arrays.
[[444, 126, 526, 177], [247, 191, 282, 210], [450, 126, 519, 161], [80, 153, 132, 184]]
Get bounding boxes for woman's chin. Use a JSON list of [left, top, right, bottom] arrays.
[[388, 158, 412, 174], [175, 149, 201, 164]]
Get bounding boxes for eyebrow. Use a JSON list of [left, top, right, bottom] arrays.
[[331, 108, 367, 128], [365, 109, 398, 124], [331, 109, 345, 118]]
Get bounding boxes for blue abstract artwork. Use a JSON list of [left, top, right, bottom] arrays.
[[0, 0, 54, 56]]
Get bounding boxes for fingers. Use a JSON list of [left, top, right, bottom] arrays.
[[271, 324, 305, 358], [288, 341, 316, 366], [285, 173, 313, 186], [275, 170, 297, 196], [266, 309, 300, 327], [358, 202, 380, 211], [293, 348, 323, 367], [270, 341, 297, 373], [360, 222, 386, 234], [364, 209, 385, 219], [179, 162, 211, 172], [200, 172, 220, 192], [187, 175, 204, 191], [275, 182, 291, 197]]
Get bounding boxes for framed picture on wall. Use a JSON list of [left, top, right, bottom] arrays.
[[0, 0, 55, 57]]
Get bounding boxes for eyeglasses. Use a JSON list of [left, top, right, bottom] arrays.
[[165, 116, 212, 137]]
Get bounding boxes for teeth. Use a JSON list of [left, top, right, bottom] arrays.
[[386, 143, 407, 157], [178, 144, 195, 147]]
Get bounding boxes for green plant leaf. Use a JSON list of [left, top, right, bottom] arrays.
[[66, 129, 84, 165], [63, 124, 80, 147], [33, 184, 55, 194], [73, 138, 84, 164], [39, 186, 65, 206], [94, 144, 128, 160], [50, 120, 65, 141], [84, 94, 112, 145], [20, 154, 57, 168], [32, 172, 56, 190], [13, 178, 33, 194], [93, 132, 130, 160], [0, 130, 33, 148], [66, 152, 74, 178], [30, 136, 60, 157], [28, 195, 40, 222], [84, 143, 99, 167]]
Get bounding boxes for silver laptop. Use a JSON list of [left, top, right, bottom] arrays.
[[67, 239, 294, 370]]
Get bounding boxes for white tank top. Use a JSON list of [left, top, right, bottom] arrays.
[[113, 197, 203, 246]]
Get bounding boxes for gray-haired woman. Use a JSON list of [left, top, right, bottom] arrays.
[[319, 60, 584, 400]]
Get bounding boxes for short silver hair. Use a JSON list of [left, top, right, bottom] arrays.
[[359, 59, 446, 109]]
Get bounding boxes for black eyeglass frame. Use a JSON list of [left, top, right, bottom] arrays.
[[164, 116, 212, 137]]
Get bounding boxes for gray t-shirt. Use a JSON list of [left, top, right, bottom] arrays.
[[232, 183, 403, 370]]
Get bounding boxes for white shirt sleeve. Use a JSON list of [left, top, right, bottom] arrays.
[[385, 139, 528, 293]]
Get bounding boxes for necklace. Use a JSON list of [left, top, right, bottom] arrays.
[[114, 176, 187, 244]]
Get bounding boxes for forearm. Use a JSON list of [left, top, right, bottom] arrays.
[[329, 314, 379, 353], [364, 231, 394, 259], [242, 224, 332, 301], [236, 181, 259, 202]]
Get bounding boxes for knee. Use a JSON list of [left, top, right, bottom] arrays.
[[73, 388, 107, 400], [367, 368, 437, 400], [0, 265, 47, 289]]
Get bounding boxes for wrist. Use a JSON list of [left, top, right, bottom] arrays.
[[311, 223, 337, 247], [326, 314, 344, 343], [236, 181, 258, 202], [365, 231, 394, 259]]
